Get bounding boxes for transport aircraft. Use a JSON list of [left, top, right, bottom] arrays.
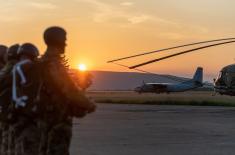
[[134, 67, 203, 94]]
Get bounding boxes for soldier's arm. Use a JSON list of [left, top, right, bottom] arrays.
[[48, 64, 96, 112], [65, 87, 96, 113]]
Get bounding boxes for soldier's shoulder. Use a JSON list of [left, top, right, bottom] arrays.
[[0, 62, 15, 77]]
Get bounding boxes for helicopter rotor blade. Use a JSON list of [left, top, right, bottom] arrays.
[[129, 40, 235, 69], [111, 62, 186, 82], [107, 38, 235, 63], [111, 62, 153, 74]]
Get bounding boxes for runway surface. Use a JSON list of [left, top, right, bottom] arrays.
[[70, 104, 235, 155]]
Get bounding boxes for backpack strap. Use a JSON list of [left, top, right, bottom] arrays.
[[12, 60, 32, 108]]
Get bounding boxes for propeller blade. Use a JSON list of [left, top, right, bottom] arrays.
[[129, 40, 235, 69], [107, 38, 235, 63]]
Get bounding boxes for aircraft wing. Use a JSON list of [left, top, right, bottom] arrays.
[[147, 83, 169, 89]]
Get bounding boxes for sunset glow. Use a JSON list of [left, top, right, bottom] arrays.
[[1, 0, 235, 80], [78, 64, 87, 71]]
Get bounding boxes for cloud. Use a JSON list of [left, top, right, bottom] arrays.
[[128, 15, 152, 24], [29, 2, 57, 10], [159, 32, 188, 40], [159, 25, 209, 40], [120, 2, 134, 6], [76, 0, 175, 26], [0, 1, 58, 23], [75, 0, 209, 40], [0, 16, 23, 23]]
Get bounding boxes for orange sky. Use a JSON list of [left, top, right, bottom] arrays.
[[1, 0, 235, 80]]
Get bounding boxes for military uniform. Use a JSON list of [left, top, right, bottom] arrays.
[[0, 45, 7, 154], [0, 44, 20, 155], [10, 43, 41, 155], [0, 60, 18, 155], [12, 61, 41, 155], [39, 52, 94, 155], [37, 26, 95, 155]]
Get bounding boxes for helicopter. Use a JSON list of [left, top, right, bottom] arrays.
[[107, 37, 235, 96], [214, 64, 235, 96]]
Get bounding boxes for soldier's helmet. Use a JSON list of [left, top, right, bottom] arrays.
[[43, 26, 66, 47], [6, 44, 20, 61], [0, 45, 8, 63], [17, 43, 39, 60]]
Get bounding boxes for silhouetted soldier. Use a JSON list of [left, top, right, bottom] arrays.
[[39, 26, 96, 155], [0, 44, 8, 155], [0, 44, 20, 155], [10, 43, 40, 155], [0, 45, 7, 69]]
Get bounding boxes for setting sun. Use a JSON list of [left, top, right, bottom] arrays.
[[78, 64, 87, 71]]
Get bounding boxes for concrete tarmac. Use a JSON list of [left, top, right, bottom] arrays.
[[71, 104, 235, 155]]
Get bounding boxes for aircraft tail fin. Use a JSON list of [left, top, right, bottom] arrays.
[[193, 67, 203, 83]]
